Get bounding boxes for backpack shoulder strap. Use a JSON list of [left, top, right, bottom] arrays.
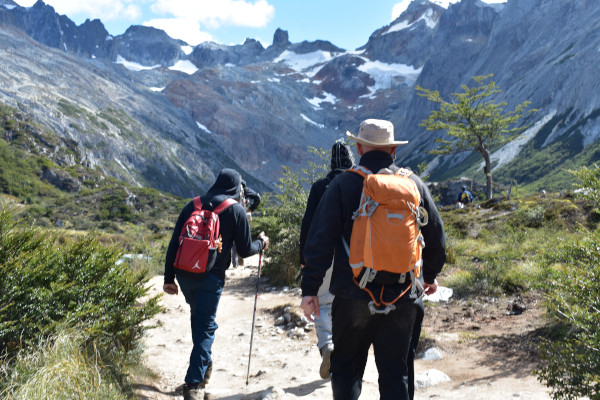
[[192, 196, 203, 210], [213, 198, 237, 214], [348, 165, 371, 179]]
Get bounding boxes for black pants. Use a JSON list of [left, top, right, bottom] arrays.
[[330, 296, 424, 400]]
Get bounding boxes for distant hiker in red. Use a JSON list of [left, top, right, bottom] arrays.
[[300, 119, 446, 400], [163, 168, 269, 400]]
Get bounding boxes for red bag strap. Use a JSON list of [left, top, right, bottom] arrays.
[[192, 196, 203, 210], [192, 197, 236, 214], [213, 198, 237, 214]]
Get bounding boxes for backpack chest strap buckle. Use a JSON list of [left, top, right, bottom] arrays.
[[368, 301, 396, 315]]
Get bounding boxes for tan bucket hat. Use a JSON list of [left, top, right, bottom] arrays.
[[346, 119, 408, 147]]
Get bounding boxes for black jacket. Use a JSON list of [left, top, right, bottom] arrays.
[[301, 151, 446, 301], [164, 169, 264, 283], [299, 168, 346, 265], [242, 182, 261, 212]]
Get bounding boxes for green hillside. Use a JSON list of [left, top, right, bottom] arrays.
[[0, 103, 185, 271]]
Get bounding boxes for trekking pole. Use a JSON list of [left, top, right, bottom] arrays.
[[246, 250, 263, 386]]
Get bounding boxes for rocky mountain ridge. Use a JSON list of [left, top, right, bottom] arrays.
[[1, 0, 599, 197]]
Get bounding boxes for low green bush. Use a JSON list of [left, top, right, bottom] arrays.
[[0, 206, 161, 358], [534, 228, 600, 399]]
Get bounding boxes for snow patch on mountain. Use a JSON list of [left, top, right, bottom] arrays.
[[196, 121, 212, 134], [359, 59, 422, 95], [169, 60, 198, 75], [488, 111, 557, 172], [275, 50, 336, 72], [307, 92, 338, 109], [115, 55, 160, 71], [385, 8, 438, 35], [301, 113, 325, 128]]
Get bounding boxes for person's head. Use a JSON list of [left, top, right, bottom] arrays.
[[346, 119, 408, 157], [462, 185, 467, 191], [330, 139, 355, 171], [207, 168, 242, 198]]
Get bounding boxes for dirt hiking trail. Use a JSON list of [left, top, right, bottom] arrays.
[[135, 254, 552, 400]]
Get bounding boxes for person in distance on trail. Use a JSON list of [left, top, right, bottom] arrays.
[[299, 138, 355, 380], [300, 119, 446, 400], [457, 185, 474, 207], [163, 168, 269, 400]]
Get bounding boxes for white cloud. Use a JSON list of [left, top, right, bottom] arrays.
[[150, 0, 275, 29], [392, 0, 411, 20], [16, 0, 141, 21], [143, 18, 214, 46]]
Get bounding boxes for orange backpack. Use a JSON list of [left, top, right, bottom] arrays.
[[343, 166, 428, 312]]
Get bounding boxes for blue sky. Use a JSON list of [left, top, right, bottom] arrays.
[[15, 0, 506, 50]]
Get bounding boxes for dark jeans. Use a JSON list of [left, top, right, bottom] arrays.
[[177, 272, 225, 385], [330, 296, 425, 400]]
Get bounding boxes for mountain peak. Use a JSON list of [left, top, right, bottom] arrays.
[[272, 28, 290, 47]]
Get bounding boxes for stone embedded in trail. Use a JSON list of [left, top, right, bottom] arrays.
[[420, 347, 444, 361], [415, 369, 451, 390]]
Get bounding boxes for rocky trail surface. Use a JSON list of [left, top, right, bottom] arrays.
[[135, 254, 552, 400]]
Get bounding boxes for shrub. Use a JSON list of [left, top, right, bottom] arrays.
[[0, 206, 161, 358], [534, 229, 600, 399], [256, 147, 328, 286], [570, 164, 600, 210]]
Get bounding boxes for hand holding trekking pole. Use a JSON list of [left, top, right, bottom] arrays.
[[300, 295, 320, 322], [258, 231, 269, 250]]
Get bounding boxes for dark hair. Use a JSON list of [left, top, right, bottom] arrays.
[[331, 139, 355, 170]]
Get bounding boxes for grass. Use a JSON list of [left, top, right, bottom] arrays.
[[0, 332, 129, 400], [437, 194, 589, 298]]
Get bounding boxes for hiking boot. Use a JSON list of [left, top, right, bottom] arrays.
[[183, 383, 205, 400], [319, 343, 333, 379], [238, 257, 244, 266]]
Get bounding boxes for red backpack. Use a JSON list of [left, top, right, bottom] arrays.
[[174, 196, 237, 275]]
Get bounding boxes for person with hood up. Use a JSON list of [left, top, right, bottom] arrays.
[[299, 138, 355, 379], [163, 168, 269, 400]]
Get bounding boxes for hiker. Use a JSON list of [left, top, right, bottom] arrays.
[[457, 185, 474, 207], [163, 168, 269, 400], [232, 180, 261, 267], [300, 119, 446, 400], [299, 138, 355, 379]]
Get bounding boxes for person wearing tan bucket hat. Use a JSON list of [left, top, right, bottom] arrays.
[[300, 119, 446, 399], [345, 118, 408, 147]]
